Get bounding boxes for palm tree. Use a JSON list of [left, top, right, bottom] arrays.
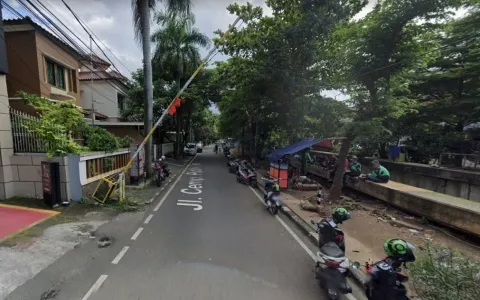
[[131, 0, 192, 175], [151, 12, 211, 158]]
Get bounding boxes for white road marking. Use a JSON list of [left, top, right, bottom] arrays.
[[153, 155, 197, 212], [177, 199, 202, 203], [144, 214, 154, 224], [248, 187, 358, 300], [131, 227, 143, 240], [81, 274, 108, 300], [155, 192, 160, 196], [111, 246, 129, 264], [249, 187, 316, 260]]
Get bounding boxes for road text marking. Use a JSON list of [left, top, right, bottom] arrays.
[[111, 246, 129, 264], [81, 274, 108, 300], [153, 156, 197, 212]]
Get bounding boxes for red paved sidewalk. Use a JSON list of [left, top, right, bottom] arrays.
[[0, 204, 59, 242]]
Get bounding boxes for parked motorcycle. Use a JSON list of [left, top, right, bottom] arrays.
[[152, 162, 166, 187], [227, 156, 239, 173], [311, 219, 352, 299], [159, 159, 170, 177], [262, 177, 282, 215], [236, 165, 258, 188]]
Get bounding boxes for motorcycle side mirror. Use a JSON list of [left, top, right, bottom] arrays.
[[352, 262, 361, 270]]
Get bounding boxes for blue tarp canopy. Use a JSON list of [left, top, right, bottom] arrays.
[[268, 138, 325, 162]]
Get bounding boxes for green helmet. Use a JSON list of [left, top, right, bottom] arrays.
[[384, 238, 408, 257], [273, 183, 280, 192], [332, 207, 351, 223]]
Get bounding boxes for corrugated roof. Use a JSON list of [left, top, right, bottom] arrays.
[[3, 17, 83, 60], [79, 70, 127, 81], [83, 53, 110, 66]]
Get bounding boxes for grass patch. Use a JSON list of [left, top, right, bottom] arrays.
[[408, 243, 480, 300]]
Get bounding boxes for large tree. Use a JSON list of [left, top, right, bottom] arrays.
[[131, 0, 192, 174], [323, 0, 462, 200], [151, 11, 210, 157], [213, 0, 366, 160]]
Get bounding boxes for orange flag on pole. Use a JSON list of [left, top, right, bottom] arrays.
[[168, 97, 182, 115]]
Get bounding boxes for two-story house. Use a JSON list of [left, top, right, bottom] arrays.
[[79, 54, 129, 122], [3, 17, 82, 114]]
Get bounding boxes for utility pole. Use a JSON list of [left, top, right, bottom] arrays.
[[89, 35, 95, 126]]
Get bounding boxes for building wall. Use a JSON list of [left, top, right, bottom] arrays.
[[104, 126, 144, 143], [5, 154, 70, 201], [4, 30, 41, 97], [80, 80, 126, 120], [35, 33, 81, 103], [0, 75, 15, 200]]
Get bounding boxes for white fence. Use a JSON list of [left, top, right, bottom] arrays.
[[78, 149, 130, 185]]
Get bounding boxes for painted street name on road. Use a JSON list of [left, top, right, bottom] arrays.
[[177, 166, 204, 211]]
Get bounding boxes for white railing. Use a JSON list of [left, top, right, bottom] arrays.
[[79, 149, 130, 185], [10, 107, 64, 153]]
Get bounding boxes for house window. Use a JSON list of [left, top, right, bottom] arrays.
[[46, 60, 56, 85], [45, 58, 68, 90], [56, 65, 65, 89], [117, 93, 126, 111]]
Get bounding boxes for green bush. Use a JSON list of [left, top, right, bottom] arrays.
[[408, 244, 480, 300], [118, 136, 133, 148], [82, 125, 119, 152]]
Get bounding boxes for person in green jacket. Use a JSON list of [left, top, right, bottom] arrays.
[[348, 156, 362, 177], [363, 160, 390, 183]]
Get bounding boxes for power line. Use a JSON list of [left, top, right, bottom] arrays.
[[1, 2, 118, 106], [58, 0, 133, 74], [60, 0, 129, 77], [6, 0, 128, 103]]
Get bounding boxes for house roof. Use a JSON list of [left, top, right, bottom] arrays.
[[82, 53, 110, 66], [78, 70, 128, 82], [3, 17, 83, 61]]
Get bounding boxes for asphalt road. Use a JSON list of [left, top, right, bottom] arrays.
[[6, 146, 365, 300]]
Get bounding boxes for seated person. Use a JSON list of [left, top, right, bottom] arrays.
[[347, 156, 362, 177], [343, 155, 362, 185], [361, 160, 390, 183]]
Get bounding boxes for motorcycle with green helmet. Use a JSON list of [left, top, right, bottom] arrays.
[[262, 174, 282, 215], [353, 238, 415, 300], [310, 207, 352, 299]]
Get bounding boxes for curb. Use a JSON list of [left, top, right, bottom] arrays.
[[257, 182, 367, 288]]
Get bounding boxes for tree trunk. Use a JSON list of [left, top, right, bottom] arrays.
[[140, 0, 153, 177], [242, 127, 245, 157], [328, 136, 353, 201]]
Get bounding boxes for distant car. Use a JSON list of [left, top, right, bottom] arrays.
[[196, 141, 203, 153], [184, 143, 197, 156]]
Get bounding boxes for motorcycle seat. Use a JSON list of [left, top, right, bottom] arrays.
[[320, 242, 345, 258]]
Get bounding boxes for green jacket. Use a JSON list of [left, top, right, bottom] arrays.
[[349, 162, 361, 173], [368, 165, 390, 178]]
